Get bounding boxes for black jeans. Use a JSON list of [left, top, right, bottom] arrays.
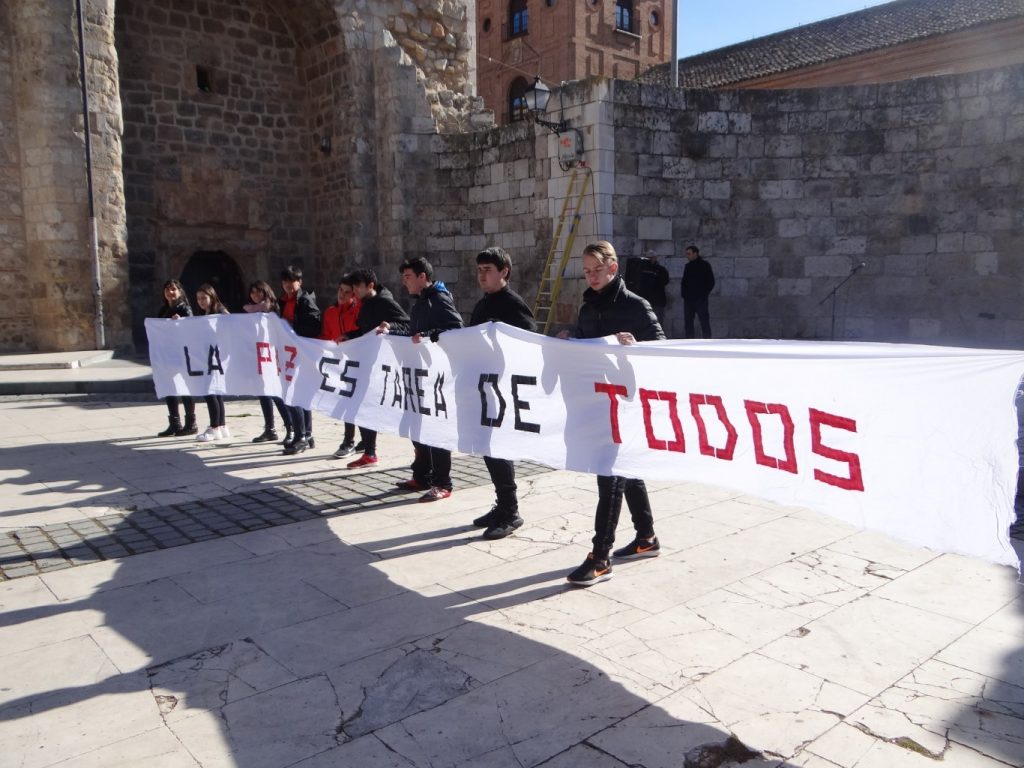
[[592, 475, 655, 561], [483, 456, 518, 512], [684, 297, 712, 338], [204, 395, 225, 428], [411, 441, 453, 490], [288, 406, 312, 439], [358, 427, 378, 456], [258, 396, 291, 431]]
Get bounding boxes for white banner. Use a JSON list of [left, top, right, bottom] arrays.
[[146, 314, 1024, 568]]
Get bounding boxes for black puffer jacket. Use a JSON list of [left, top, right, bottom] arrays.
[[407, 283, 463, 337], [354, 287, 410, 337], [157, 299, 192, 319], [574, 276, 665, 341], [469, 286, 536, 332], [280, 289, 322, 338]]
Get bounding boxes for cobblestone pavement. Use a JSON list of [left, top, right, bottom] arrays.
[[0, 457, 552, 580]]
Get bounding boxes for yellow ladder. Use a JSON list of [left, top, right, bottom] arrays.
[[533, 164, 593, 335]]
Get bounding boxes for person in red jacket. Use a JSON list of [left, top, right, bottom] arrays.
[[321, 274, 362, 458]]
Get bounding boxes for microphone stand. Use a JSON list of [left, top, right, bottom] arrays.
[[818, 263, 865, 341]]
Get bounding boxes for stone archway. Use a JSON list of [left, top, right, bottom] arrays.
[[179, 250, 247, 315], [115, 0, 356, 346]]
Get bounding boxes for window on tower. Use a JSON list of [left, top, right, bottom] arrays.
[[509, 0, 529, 38], [615, 0, 634, 33], [508, 76, 530, 123]]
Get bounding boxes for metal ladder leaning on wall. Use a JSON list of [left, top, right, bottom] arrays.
[[532, 164, 593, 335]]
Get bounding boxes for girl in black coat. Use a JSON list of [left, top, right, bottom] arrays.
[[155, 280, 198, 437]]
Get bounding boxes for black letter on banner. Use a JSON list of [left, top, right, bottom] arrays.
[[184, 347, 203, 377], [207, 346, 224, 375], [478, 373, 506, 427], [433, 372, 448, 418], [338, 360, 359, 398], [318, 356, 339, 393], [379, 364, 391, 405], [512, 375, 541, 433], [415, 369, 430, 415], [402, 367, 418, 412], [391, 368, 404, 408]]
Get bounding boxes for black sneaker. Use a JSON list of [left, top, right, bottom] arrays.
[[353, 440, 365, 452], [483, 515, 524, 540], [252, 428, 279, 443], [472, 505, 502, 528], [612, 536, 661, 560], [566, 554, 612, 587], [332, 441, 356, 459]]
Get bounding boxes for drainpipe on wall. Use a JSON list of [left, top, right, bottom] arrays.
[[671, 0, 679, 87], [75, 0, 105, 350]]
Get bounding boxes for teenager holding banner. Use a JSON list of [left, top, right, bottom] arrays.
[[243, 280, 293, 444], [345, 268, 411, 469], [194, 284, 231, 442], [466, 247, 537, 538], [278, 265, 322, 455], [154, 280, 198, 437], [559, 241, 665, 586], [381, 257, 464, 502], [322, 274, 362, 459]]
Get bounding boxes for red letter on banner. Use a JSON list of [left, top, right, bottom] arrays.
[[809, 408, 864, 491], [256, 342, 272, 375], [689, 394, 737, 460], [283, 345, 298, 382], [595, 383, 628, 444], [639, 389, 685, 452], [744, 400, 797, 474]]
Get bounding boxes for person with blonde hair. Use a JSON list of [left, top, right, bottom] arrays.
[[558, 241, 665, 586]]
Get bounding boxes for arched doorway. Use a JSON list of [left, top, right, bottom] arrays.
[[179, 251, 247, 314]]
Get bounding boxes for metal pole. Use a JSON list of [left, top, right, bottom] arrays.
[[671, 0, 679, 87], [75, 0, 106, 349]]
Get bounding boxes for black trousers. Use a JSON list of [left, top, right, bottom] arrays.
[[204, 395, 225, 428], [358, 426, 378, 456], [165, 396, 195, 423], [592, 475, 655, 561], [288, 406, 312, 438], [684, 297, 712, 338], [483, 456, 517, 511], [411, 441, 452, 490], [258, 396, 291, 430]]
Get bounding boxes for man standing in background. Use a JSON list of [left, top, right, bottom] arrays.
[[680, 244, 715, 339]]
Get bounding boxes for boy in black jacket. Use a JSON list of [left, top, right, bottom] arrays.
[[558, 241, 665, 586], [279, 265, 322, 455], [378, 257, 463, 502], [344, 268, 411, 469], [466, 247, 537, 538]]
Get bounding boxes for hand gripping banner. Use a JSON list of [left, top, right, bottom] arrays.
[[146, 314, 1024, 568]]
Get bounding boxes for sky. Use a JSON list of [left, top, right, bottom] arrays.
[[677, 0, 895, 58]]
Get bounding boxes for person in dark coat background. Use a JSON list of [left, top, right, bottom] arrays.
[[680, 244, 715, 339]]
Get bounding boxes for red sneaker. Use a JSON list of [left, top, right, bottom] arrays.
[[419, 487, 453, 503], [346, 454, 378, 469]]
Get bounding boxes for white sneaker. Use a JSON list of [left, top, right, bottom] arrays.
[[218, 425, 231, 440], [196, 427, 218, 442]]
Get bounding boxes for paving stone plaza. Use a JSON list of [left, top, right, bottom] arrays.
[[1, 361, 1022, 767]]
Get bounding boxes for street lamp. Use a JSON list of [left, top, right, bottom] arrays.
[[524, 76, 568, 134]]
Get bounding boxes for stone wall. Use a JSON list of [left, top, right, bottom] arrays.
[[606, 69, 1024, 344], [0, 1, 30, 349]]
